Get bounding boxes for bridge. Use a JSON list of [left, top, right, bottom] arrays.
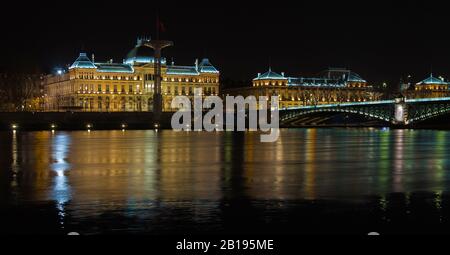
[[280, 97, 450, 126]]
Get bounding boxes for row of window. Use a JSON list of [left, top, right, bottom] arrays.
[[74, 74, 219, 83], [415, 85, 448, 91], [347, 83, 367, 88], [79, 84, 140, 93], [77, 97, 145, 110], [75, 84, 218, 95], [253, 81, 287, 86], [76, 75, 141, 81], [165, 86, 217, 95], [253, 82, 368, 87], [164, 77, 219, 83]]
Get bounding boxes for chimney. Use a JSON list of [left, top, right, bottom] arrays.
[[195, 58, 198, 71], [257, 73, 261, 77], [92, 54, 95, 63], [281, 72, 285, 77], [110, 59, 113, 63]]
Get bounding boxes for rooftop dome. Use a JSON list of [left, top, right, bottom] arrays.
[[124, 37, 155, 64], [69, 53, 97, 69]]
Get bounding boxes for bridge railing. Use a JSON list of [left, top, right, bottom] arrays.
[[281, 100, 395, 111], [282, 97, 450, 111], [405, 97, 450, 103]]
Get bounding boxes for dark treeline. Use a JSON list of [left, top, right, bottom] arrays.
[[0, 72, 42, 111]]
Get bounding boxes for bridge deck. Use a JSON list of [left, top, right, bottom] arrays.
[[282, 97, 450, 111]]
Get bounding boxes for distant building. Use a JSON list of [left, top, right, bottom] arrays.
[[42, 37, 220, 112], [223, 68, 382, 108], [404, 74, 450, 99]]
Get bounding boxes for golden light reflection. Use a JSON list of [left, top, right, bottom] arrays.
[[5, 128, 450, 225], [244, 132, 255, 187], [304, 129, 317, 200], [271, 130, 286, 200], [10, 131, 19, 196], [158, 131, 222, 201]]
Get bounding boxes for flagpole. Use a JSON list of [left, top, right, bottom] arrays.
[[146, 12, 172, 127], [156, 13, 160, 40]]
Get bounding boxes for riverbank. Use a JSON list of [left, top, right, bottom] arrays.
[[0, 112, 173, 130], [0, 112, 448, 130]]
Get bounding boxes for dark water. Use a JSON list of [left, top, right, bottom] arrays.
[[1, 128, 450, 234]]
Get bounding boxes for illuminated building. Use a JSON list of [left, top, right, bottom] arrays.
[[223, 68, 382, 109], [404, 74, 450, 98], [42, 37, 220, 112]]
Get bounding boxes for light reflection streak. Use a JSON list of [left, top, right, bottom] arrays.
[[304, 129, 317, 200], [4, 129, 450, 232], [377, 130, 390, 193], [433, 132, 447, 183], [10, 131, 19, 200], [50, 133, 72, 228], [393, 130, 405, 193]]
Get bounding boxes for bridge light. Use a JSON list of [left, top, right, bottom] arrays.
[[11, 124, 18, 130]]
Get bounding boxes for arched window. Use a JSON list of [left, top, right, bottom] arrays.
[[97, 97, 102, 110], [121, 97, 126, 111], [105, 97, 110, 110]]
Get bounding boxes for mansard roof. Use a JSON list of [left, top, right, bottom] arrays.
[[253, 68, 287, 80], [69, 53, 97, 69]]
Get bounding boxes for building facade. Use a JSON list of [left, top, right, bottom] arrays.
[[223, 68, 383, 109], [42, 38, 220, 112], [403, 74, 450, 99]]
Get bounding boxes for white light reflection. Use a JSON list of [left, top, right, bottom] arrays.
[[50, 133, 72, 229]]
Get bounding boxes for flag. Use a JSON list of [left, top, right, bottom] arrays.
[[156, 15, 166, 36], [159, 20, 166, 33]]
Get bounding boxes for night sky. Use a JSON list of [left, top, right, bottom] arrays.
[[1, 0, 450, 88]]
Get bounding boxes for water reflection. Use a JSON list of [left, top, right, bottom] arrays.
[[50, 133, 72, 227], [10, 131, 19, 198], [393, 129, 405, 192], [1, 129, 450, 233]]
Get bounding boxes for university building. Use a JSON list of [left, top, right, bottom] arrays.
[[404, 74, 450, 99], [42, 37, 220, 112], [223, 68, 383, 109]]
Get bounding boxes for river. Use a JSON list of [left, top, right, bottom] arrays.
[[1, 129, 449, 234]]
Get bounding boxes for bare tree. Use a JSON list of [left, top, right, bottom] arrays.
[[0, 73, 42, 111]]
